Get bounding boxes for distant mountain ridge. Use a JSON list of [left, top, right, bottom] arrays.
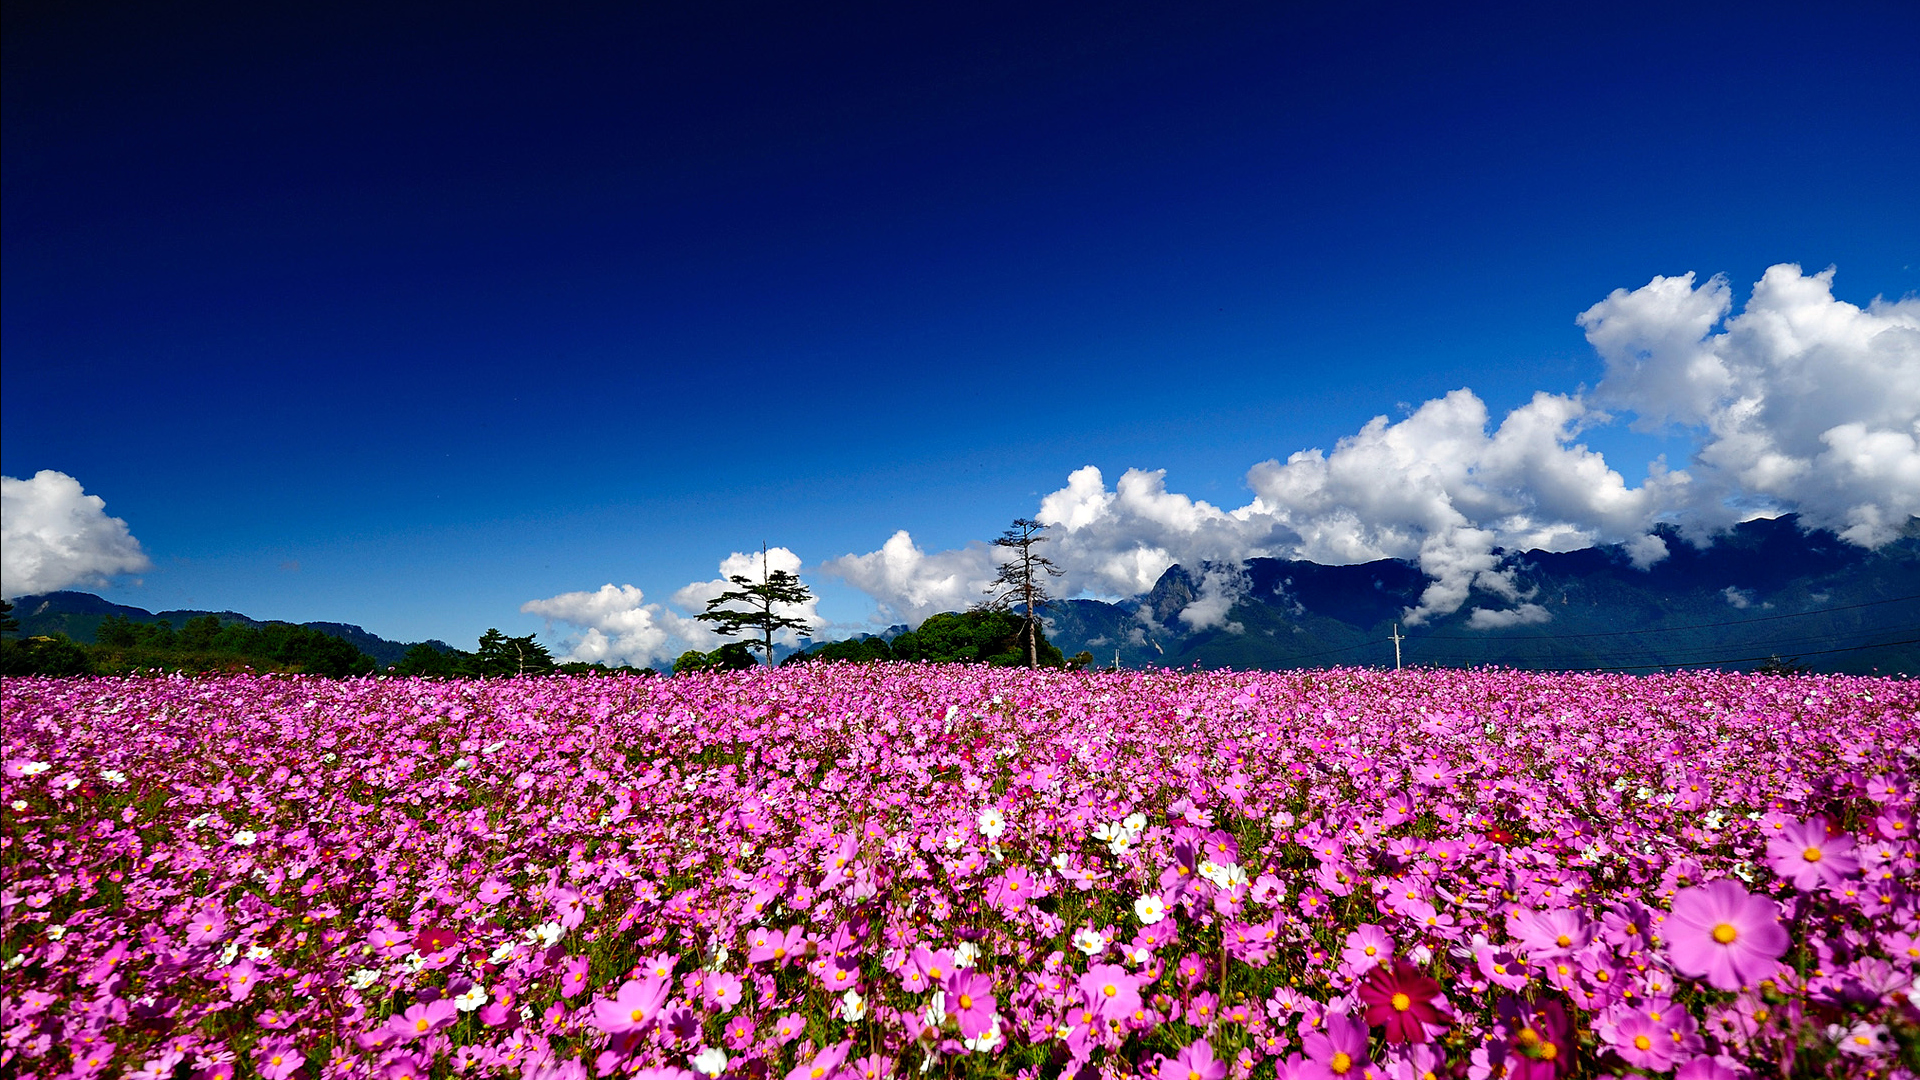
[[1041, 515, 1920, 675], [6, 592, 452, 665]]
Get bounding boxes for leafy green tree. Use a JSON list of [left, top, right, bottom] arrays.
[[473, 629, 555, 677], [896, 610, 1063, 667], [178, 614, 223, 652], [782, 635, 894, 666], [981, 517, 1064, 667], [0, 600, 18, 637], [673, 642, 758, 674], [394, 642, 470, 677], [94, 614, 139, 648], [695, 545, 815, 667], [1, 633, 93, 676]]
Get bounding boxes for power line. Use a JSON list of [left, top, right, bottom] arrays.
[[1414, 594, 1919, 641]]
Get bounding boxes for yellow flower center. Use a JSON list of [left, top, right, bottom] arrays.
[[1103, 985, 1117, 997], [1802, 846, 1822, 862], [1330, 1052, 1352, 1075], [1633, 1035, 1651, 1051], [1363, 946, 1376, 956], [958, 994, 972, 1009], [1712, 923, 1738, 944], [1391, 992, 1411, 1011], [1555, 934, 1571, 947]]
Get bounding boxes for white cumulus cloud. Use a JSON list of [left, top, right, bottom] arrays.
[[2, 470, 153, 598], [524, 547, 822, 667], [826, 263, 1918, 633]]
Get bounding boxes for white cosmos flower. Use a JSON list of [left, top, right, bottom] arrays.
[[527, 922, 563, 947], [230, 830, 258, 847], [46, 924, 67, 941], [838, 988, 868, 1021], [1123, 812, 1147, 833], [19, 762, 50, 776], [9, 800, 26, 811], [490, 941, 518, 964], [977, 807, 1007, 839], [1133, 895, 1167, 924], [962, 1015, 1004, 1053], [690, 1048, 729, 1078], [1071, 928, 1107, 956], [245, 945, 274, 961], [454, 983, 489, 1012], [953, 942, 980, 968], [219, 942, 240, 965], [347, 969, 380, 990]]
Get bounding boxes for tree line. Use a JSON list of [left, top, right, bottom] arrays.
[[2, 519, 1087, 678]]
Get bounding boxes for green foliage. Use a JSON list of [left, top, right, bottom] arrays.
[[393, 642, 471, 677], [0, 633, 93, 676], [0, 599, 19, 637], [781, 635, 895, 666], [673, 642, 759, 674], [891, 610, 1066, 667], [473, 629, 556, 677]]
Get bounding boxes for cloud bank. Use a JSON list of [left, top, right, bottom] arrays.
[[523, 547, 823, 667], [2, 470, 153, 598], [825, 264, 1919, 630]]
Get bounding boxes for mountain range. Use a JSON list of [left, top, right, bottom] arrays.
[[1039, 515, 1919, 675], [4, 591, 452, 665]]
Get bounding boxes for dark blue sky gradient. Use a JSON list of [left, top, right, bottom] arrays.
[[5, 1, 1917, 642]]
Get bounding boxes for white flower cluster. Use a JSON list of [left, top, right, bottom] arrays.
[[1092, 812, 1147, 856]]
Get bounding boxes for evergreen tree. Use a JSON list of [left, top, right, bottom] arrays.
[[695, 545, 815, 667], [981, 518, 1064, 667]]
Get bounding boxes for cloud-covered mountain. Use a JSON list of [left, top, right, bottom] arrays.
[[825, 264, 1920, 632], [1041, 514, 1919, 675]]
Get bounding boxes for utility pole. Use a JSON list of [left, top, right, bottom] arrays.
[[1391, 623, 1403, 671]]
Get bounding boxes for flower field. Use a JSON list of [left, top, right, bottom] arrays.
[[3, 667, 1917, 1080]]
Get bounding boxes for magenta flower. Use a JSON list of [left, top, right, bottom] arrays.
[[1764, 816, 1859, 891], [385, 999, 457, 1042], [705, 970, 744, 1010], [1665, 879, 1790, 991], [770, 1012, 807, 1044], [223, 959, 259, 1001], [1301, 1011, 1370, 1078], [1168, 1039, 1228, 1080], [943, 969, 997, 1040], [1340, 924, 1393, 972], [1509, 908, 1592, 958], [1356, 961, 1450, 1044], [253, 1039, 304, 1080], [476, 878, 512, 904], [1076, 963, 1142, 1021], [1608, 1012, 1677, 1070], [560, 953, 593, 998], [784, 1039, 853, 1080], [591, 975, 670, 1034]]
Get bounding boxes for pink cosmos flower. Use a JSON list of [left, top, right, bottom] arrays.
[[386, 999, 457, 1042], [1340, 924, 1393, 973], [770, 1012, 807, 1044], [383, 1054, 432, 1080], [847, 1053, 894, 1080], [476, 878, 512, 904], [1665, 880, 1790, 991], [1764, 816, 1859, 892], [1301, 1012, 1370, 1078], [722, 1014, 757, 1049], [784, 1039, 853, 1080], [1077, 963, 1142, 1021], [253, 1039, 304, 1080], [1509, 908, 1592, 958], [705, 971, 744, 1010], [1356, 961, 1450, 1044], [1168, 1039, 1228, 1080], [223, 959, 259, 1001], [1608, 1012, 1676, 1071], [591, 975, 670, 1035], [943, 969, 997, 1040], [560, 954, 593, 998]]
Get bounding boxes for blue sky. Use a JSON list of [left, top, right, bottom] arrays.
[[4, 1, 1917, 657]]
